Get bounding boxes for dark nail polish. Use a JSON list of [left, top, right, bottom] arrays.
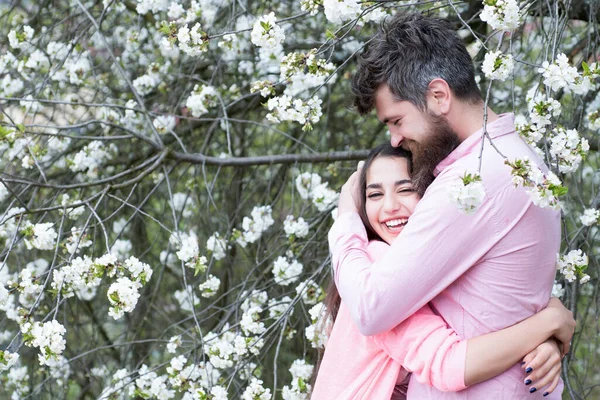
[[530, 387, 537, 393], [543, 392, 549, 397], [520, 361, 526, 365], [525, 367, 533, 373], [525, 379, 532, 385]]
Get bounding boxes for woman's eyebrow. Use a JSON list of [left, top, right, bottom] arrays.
[[366, 179, 411, 190]]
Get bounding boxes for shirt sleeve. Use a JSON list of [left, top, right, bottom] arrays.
[[373, 305, 468, 392], [328, 170, 502, 335]]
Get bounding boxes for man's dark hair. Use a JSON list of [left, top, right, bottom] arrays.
[[352, 13, 483, 114]]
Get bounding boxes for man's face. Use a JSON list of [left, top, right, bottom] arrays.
[[375, 84, 430, 150], [374, 84, 460, 196]]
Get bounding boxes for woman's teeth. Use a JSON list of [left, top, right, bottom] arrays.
[[385, 218, 407, 228]]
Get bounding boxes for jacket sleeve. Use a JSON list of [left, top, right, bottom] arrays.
[[373, 305, 468, 392]]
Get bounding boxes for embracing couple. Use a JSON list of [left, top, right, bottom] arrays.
[[311, 12, 575, 400]]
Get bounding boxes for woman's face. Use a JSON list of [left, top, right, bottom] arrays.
[[365, 156, 420, 245]]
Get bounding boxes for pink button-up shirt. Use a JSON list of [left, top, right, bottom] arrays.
[[329, 114, 562, 398], [312, 241, 467, 400]]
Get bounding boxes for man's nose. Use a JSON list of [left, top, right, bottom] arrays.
[[391, 134, 404, 148]]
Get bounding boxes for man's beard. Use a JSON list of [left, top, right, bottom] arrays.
[[403, 113, 461, 197]]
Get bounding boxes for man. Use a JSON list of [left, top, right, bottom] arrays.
[[329, 13, 568, 398]]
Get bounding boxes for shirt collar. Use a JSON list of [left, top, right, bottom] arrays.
[[434, 113, 515, 176]]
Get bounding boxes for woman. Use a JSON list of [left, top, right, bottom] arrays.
[[311, 143, 573, 399]]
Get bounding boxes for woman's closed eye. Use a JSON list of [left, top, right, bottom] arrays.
[[397, 187, 416, 195], [367, 192, 383, 199]]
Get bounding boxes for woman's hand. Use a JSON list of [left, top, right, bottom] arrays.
[[521, 339, 562, 396], [546, 297, 575, 355], [337, 162, 363, 216]]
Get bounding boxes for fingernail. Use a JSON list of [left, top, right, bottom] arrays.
[[530, 387, 537, 393], [525, 379, 532, 385], [525, 367, 533, 373], [543, 392, 549, 397], [520, 361, 526, 365]]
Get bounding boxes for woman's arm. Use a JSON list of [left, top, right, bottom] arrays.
[[375, 299, 574, 392]]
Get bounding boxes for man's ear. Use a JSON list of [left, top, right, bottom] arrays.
[[426, 78, 451, 116]]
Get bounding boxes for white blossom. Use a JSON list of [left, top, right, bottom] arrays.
[[198, 275, 220, 298], [21, 320, 66, 366], [153, 115, 176, 134], [283, 215, 310, 239], [551, 281, 565, 298], [480, 0, 521, 31], [295, 279, 322, 305], [207, 232, 228, 260], [323, 0, 361, 25], [242, 378, 272, 400], [556, 250, 588, 283], [448, 173, 486, 214], [538, 53, 579, 92], [8, 25, 34, 49], [295, 172, 322, 200], [251, 13, 285, 50], [167, 335, 181, 354], [482, 51, 514, 81], [186, 84, 218, 117], [580, 208, 599, 226], [272, 256, 303, 286], [107, 277, 142, 319], [21, 222, 58, 250]]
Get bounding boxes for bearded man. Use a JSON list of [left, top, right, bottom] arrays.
[[329, 12, 568, 399]]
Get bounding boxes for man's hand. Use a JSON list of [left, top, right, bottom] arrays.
[[337, 161, 363, 216], [546, 297, 575, 355], [521, 339, 562, 396]]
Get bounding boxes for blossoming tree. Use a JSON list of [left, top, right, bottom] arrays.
[[0, 0, 598, 398]]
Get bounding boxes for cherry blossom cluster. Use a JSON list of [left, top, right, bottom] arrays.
[[579, 208, 599, 226], [272, 255, 304, 286], [505, 157, 567, 210], [448, 172, 486, 214], [0, 350, 19, 371], [279, 49, 336, 96], [282, 359, 314, 400], [251, 13, 285, 50], [20, 319, 66, 366], [304, 302, 329, 349], [283, 215, 310, 240], [539, 54, 598, 95], [557, 250, 590, 284], [19, 221, 57, 251], [69, 140, 118, 179], [323, 0, 361, 25], [295, 172, 338, 212], [548, 127, 589, 174], [185, 84, 218, 118], [480, 0, 522, 31], [265, 95, 324, 131], [551, 281, 565, 298], [234, 205, 275, 246], [516, 96, 561, 146], [482, 51, 514, 81]]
